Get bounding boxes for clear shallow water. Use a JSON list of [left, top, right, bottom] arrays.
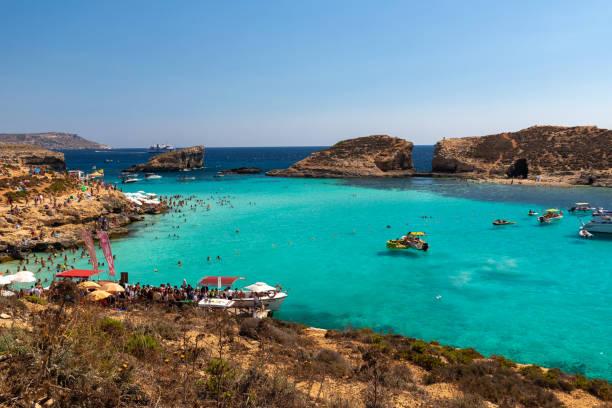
[[9, 148, 612, 379]]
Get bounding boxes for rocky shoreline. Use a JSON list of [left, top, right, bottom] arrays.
[[266, 127, 612, 187], [0, 150, 165, 262], [431, 126, 612, 187]]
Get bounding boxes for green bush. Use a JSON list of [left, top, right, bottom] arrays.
[[573, 375, 612, 401], [24, 295, 47, 305], [492, 355, 517, 369], [519, 365, 574, 391], [205, 358, 235, 399], [45, 178, 75, 194], [125, 334, 159, 359], [411, 339, 428, 353], [591, 379, 612, 401], [410, 353, 444, 370], [573, 374, 590, 390], [99, 317, 124, 336], [4, 190, 31, 202], [371, 334, 385, 344], [441, 346, 483, 365]]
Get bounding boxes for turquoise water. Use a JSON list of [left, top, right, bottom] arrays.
[[6, 149, 612, 380]]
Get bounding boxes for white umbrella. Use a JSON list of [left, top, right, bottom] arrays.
[[0, 276, 14, 285], [8, 272, 36, 284], [244, 282, 276, 292], [18, 270, 34, 275]]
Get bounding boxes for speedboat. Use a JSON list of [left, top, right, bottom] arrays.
[[196, 277, 287, 311], [145, 173, 162, 179], [178, 175, 195, 181], [528, 210, 539, 216], [538, 209, 563, 224], [123, 178, 140, 184], [579, 209, 612, 234], [493, 219, 515, 226], [569, 202, 596, 213], [387, 232, 429, 251]]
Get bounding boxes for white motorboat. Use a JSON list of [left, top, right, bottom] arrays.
[[123, 178, 140, 184], [538, 209, 563, 224], [197, 277, 288, 312], [178, 175, 195, 181], [145, 173, 162, 179], [569, 202, 596, 213], [580, 209, 612, 234]]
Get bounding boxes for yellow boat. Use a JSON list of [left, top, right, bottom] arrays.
[[386, 232, 429, 251]]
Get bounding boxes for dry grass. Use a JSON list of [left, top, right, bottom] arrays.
[[0, 288, 610, 408]]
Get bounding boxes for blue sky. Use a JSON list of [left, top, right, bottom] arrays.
[[1, 1, 612, 147]]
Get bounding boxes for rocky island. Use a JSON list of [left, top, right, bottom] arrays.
[[431, 126, 612, 186], [0, 132, 110, 150], [267, 135, 415, 178], [219, 167, 262, 175], [123, 145, 204, 173]]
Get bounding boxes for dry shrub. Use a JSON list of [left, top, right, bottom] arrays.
[[315, 348, 352, 377], [230, 365, 309, 407], [0, 295, 26, 313], [239, 317, 260, 339], [427, 361, 563, 407], [442, 394, 487, 408], [238, 317, 299, 346]]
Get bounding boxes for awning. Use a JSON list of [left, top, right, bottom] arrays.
[[545, 209, 560, 212], [244, 282, 276, 292], [57, 269, 103, 278], [409, 232, 425, 236], [198, 276, 245, 288]]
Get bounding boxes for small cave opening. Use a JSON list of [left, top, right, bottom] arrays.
[[507, 158, 528, 179]]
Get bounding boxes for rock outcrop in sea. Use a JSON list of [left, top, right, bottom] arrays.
[[219, 167, 261, 175], [123, 146, 204, 172], [266, 135, 414, 178], [0, 132, 110, 150], [431, 126, 612, 186], [0, 143, 66, 171]]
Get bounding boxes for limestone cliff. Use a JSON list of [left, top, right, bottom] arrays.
[[0, 132, 110, 150], [431, 126, 612, 186], [267, 135, 414, 178], [124, 146, 204, 172], [0, 143, 66, 171]]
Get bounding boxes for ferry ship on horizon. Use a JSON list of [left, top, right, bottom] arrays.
[[148, 143, 175, 153]]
